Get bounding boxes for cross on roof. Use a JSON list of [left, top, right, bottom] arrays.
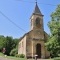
[[35, 0, 37, 3]]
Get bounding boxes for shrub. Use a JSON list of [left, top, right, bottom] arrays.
[[15, 54, 20, 57], [54, 57, 60, 60], [15, 54, 25, 58], [58, 54, 60, 57], [20, 54, 25, 58], [10, 48, 18, 56]]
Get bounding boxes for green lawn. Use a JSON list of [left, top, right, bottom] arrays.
[[0, 52, 60, 60], [53, 57, 60, 60], [7, 56, 26, 60], [0, 52, 26, 60], [4, 56, 26, 60], [0, 52, 5, 57]]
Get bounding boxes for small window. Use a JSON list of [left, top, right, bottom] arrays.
[[36, 17, 40, 27]]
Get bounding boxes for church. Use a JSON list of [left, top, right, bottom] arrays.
[[18, 2, 50, 58]]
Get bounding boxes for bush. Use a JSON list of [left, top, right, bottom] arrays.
[[54, 57, 60, 60], [15, 54, 20, 57], [20, 54, 25, 58], [10, 48, 18, 56], [58, 54, 60, 57], [15, 54, 25, 58]]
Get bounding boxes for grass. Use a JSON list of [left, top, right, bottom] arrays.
[[53, 57, 60, 60], [7, 56, 26, 60], [0, 52, 26, 60], [0, 52, 60, 60], [0, 52, 5, 56]]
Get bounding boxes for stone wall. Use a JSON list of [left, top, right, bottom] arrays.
[[18, 35, 27, 57]]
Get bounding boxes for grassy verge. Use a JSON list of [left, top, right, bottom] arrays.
[[53, 57, 60, 60], [1, 52, 60, 60], [0, 52, 5, 56], [7, 56, 26, 60], [0, 52, 26, 60]]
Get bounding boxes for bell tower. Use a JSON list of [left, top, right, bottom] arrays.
[[30, 2, 44, 31]]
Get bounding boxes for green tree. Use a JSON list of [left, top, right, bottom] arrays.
[[13, 38, 19, 48], [0, 35, 6, 52], [10, 38, 19, 56], [0, 35, 19, 56], [46, 4, 60, 57], [10, 48, 18, 56], [5, 36, 14, 55]]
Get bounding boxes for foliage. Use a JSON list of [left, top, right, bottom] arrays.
[[46, 4, 60, 58], [20, 54, 25, 58], [10, 48, 18, 56], [5, 36, 14, 55], [0, 52, 25, 60], [0, 35, 19, 56], [15, 54, 25, 58], [0, 35, 6, 51], [5, 36, 19, 55], [54, 57, 60, 60]]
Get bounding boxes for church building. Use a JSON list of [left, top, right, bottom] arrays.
[[18, 2, 50, 58]]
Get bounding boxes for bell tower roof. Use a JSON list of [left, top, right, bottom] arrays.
[[32, 2, 43, 15]]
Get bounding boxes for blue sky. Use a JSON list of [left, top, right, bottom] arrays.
[[0, 0, 60, 38]]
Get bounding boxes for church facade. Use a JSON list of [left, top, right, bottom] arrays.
[[18, 3, 50, 58]]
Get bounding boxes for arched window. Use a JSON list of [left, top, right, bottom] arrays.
[[36, 17, 40, 27]]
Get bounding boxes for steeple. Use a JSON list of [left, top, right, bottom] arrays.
[[33, 2, 42, 15], [30, 1, 44, 30]]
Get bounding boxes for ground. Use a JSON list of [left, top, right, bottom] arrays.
[[0, 56, 53, 60], [0, 56, 12, 60], [0, 52, 58, 60]]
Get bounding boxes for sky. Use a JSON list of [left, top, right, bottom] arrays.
[[0, 0, 60, 38]]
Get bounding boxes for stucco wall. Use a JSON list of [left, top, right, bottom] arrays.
[[18, 35, 26, 57]]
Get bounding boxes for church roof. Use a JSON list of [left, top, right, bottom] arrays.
[[33, 2, 42, 15], [19, 30, 33, 41]]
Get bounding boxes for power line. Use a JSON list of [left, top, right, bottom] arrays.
[[0, 0, 57, 32], [15, 0, 34, 3], [15, 0, 57, 6], [38, 2, 57, 6], [0, 11, 26, 32]]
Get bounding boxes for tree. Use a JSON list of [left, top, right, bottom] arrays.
[[0, 35, 6, 52], [10, 38, 19, 56], [46, 4, 60, 57], [5, 36, 14, 55], [13, 38, 19, 48], [0, 35, 19, 56]]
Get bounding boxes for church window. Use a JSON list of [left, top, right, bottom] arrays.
[[36, 17, 40, 27]]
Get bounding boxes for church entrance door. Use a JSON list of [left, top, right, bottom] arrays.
[[36, 44, 41, 58]]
